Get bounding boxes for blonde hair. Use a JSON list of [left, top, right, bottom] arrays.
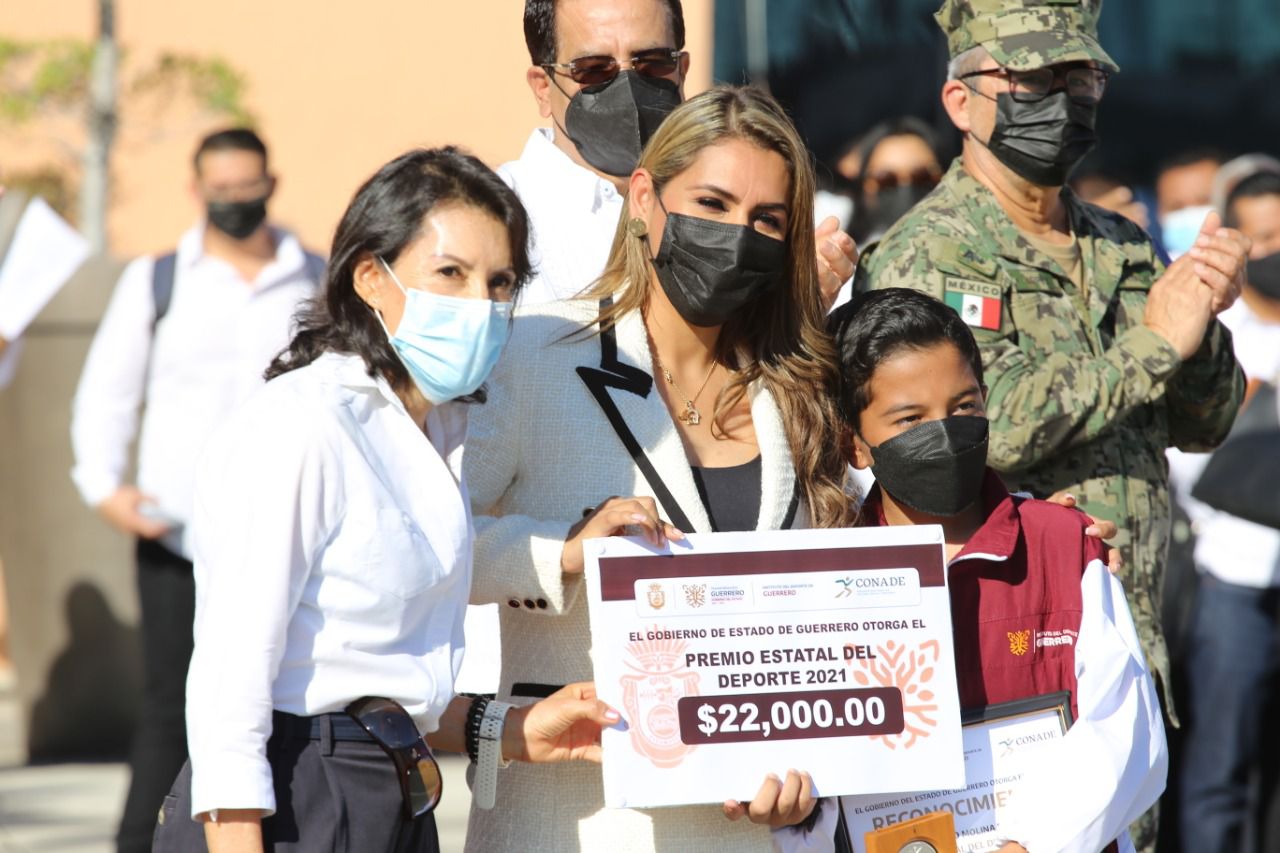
[[585, 85, 855, 529]]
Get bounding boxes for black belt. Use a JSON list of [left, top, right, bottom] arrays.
[[510, 682, 564, 699], [272, 710, 375, 742]]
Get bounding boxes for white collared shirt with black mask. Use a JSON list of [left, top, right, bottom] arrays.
[[70, 223, 321, 558]]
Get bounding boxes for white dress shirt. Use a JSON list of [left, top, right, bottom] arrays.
[[1167, 298, 1280, 589], [70, 224, 319, 557], [779, 564, 1165, 853], [498, 127, 625, 307], [185, 352, 473, 818]]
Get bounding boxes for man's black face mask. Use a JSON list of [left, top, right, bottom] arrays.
[[979, 89, 1099, 188], [1248, 251, 1280, 302], [560, 71, 682, 177]]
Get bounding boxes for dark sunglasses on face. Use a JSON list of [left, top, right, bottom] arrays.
[[865, 167, 942, 192], [543, 48, 684, 87], [346, 696, 443, 820]]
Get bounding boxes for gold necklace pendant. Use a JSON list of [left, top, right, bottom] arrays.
[[659, 364, 709, 427]]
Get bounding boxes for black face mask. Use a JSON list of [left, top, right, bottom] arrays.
[[206, 196, 268, 240], [856, 184, 933, 242], [562, 72, 682, 177], [1247, 251, 1280, 302], [868, 416, 989, 517], [984, 90, 1098, 187], [650, 209, 788, 328]]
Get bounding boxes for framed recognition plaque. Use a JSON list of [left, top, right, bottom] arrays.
[[863, 811, 957, 853], [840, 692, 1073, 853]]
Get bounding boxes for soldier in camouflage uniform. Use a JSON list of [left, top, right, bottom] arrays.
[[857, 3, 1251, 847]]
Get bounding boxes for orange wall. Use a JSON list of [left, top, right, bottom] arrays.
[[0, 0, 714, 256]]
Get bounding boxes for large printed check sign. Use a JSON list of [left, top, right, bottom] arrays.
[[583, 526, 966, 809]]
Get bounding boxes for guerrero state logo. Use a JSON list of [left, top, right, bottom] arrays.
[[620, 630, 701, 768]]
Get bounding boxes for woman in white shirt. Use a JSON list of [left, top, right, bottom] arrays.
[[153, 147, 620, 853]]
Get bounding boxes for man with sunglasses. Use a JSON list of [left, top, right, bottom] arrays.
[[857, 4, 1249, 849], [493, 0, 856, 311], [456, 0, 858, 697]]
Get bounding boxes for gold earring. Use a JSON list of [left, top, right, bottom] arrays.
[[626, 217, 649, 238]]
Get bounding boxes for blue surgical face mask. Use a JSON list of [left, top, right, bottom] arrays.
[[375, 257, 512, 405], [1159, 204, 1213, 260]]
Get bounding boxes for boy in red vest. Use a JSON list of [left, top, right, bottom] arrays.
[[778, 288, 1167, 853]]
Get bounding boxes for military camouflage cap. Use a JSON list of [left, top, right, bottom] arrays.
[[935, 0, 1118, 72]]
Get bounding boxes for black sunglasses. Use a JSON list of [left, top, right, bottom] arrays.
[[864, 167, 942, 191], [543, 48, 684, 87], [346, 696, 443, 820]]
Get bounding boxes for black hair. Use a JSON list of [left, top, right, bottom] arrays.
[[523, 0, 686, 66], [194, 127, 268, 173], [853, 116, 942, 186], [1224, 170, 1280, 229], [265, 147, 532, 402], [828, 288, 984, 431], [1154, 146, 1226, 180]]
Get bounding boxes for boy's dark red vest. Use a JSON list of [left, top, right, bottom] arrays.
[[863, 470, 1118, 852]]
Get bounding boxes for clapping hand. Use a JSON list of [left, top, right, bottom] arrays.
[[816, 216, 858, 311], [1185, 210, 1250, 315]]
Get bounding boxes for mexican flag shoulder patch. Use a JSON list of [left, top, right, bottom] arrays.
[[943, 277, 1002, 331]]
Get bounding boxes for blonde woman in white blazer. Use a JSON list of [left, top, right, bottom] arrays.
[[462, 87, 857, 852]]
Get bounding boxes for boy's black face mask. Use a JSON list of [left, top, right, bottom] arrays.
[[868, 416, 989, 517]]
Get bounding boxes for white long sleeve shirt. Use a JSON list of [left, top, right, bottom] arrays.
[[498, 128, 624, 307], [185, 353, 473, 818], [1167, 297, 1280, 589], [779, 560, 1165, 853], [69, 224, 319, 557]]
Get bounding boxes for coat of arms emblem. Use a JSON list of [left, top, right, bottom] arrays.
[[620, 631, 701, 768], [646, 583, 666, 610], [1007, 630, 1031, 656]]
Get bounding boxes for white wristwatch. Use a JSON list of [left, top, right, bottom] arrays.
[[472, 699, 515, 809]]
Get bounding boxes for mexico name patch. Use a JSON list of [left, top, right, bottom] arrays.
[[943, 278, 1002, 330]]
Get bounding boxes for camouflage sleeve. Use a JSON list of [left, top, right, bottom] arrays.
[[980, 325, 1182, 473], [863, 233, 1184, 474], [1164, 319, 1245, 452]]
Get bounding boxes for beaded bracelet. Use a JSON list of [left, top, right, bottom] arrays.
[[464, 695, 490, 763]]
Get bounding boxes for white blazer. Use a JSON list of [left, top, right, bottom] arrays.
[[463, 296, 806, 852]]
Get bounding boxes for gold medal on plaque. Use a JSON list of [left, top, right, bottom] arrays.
[[863, 811, 957, 853]]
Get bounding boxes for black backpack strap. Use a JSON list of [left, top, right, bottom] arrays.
[[151, 251, 178, 329], [302, 250, 327, 286]]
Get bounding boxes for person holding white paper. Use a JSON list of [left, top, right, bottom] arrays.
[[0, 188, 90, 388], [462, 86, 851, 852], [777, 288, 1167, 853], [155, 147, 620, 853]]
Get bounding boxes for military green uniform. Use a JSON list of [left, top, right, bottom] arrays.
[[879, 5, 1245, 848], [858, 159, 1243, 706]]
